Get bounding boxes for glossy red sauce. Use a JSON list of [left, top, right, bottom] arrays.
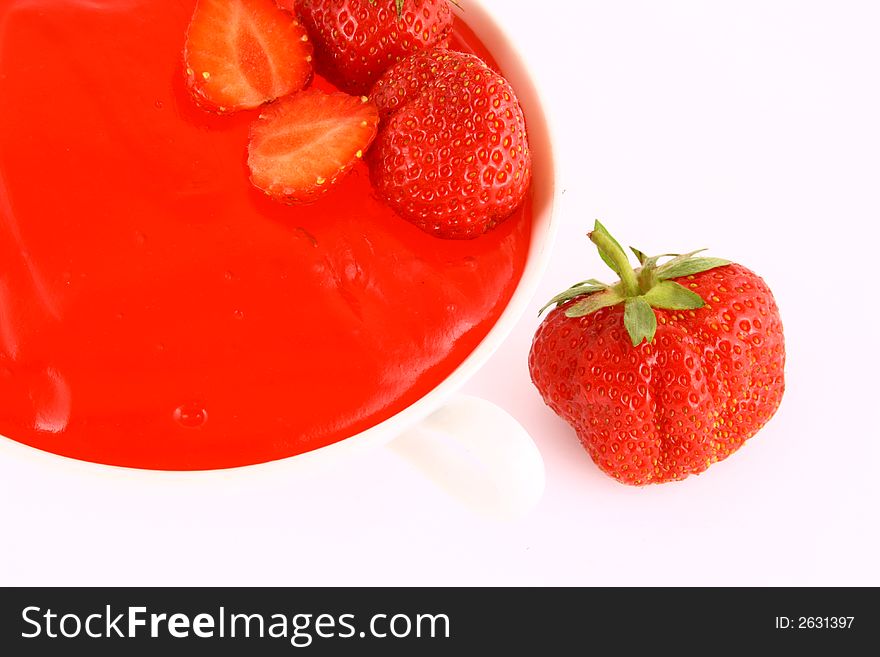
[[0, 0, 532, 469]]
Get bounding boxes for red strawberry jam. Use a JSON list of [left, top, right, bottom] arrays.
[[0, 1, 532, 469]]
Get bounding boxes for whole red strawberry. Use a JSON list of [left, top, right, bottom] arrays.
[[368, 48, 531, 239], [287, 0, 453, 94], [529, 222, 785, 485]]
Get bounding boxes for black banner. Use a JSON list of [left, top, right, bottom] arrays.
[[0, 587, 876, 654]]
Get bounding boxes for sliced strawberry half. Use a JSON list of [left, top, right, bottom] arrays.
[[248, 90, 379, 203], [184, 0, 313, 113]]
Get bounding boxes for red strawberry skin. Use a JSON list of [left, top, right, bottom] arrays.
[[290, 0, 453, 94], [529, 264, 786, 486], [185, 0, 313, 113], [248, 89, 379, 203], [368, 49, 532, 239], [370, 44, 457, 119]]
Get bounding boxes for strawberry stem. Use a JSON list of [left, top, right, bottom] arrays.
[[589, 222, 640, 297]]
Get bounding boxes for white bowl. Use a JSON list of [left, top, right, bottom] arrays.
[[0, 1, 558, 518]]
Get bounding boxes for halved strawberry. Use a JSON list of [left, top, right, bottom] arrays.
[[248, 89, 379, 203], [184, 0, 314, 113]]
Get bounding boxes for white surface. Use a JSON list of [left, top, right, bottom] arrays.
[[2, 0, 879, 586]]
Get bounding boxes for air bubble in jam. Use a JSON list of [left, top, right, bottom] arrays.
[[173, 403, 208, 428]]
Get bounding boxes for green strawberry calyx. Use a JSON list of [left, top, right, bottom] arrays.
[[539, 221, 731, 346]]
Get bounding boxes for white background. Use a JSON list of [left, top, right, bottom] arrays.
[[2, 0, 879, 586]]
